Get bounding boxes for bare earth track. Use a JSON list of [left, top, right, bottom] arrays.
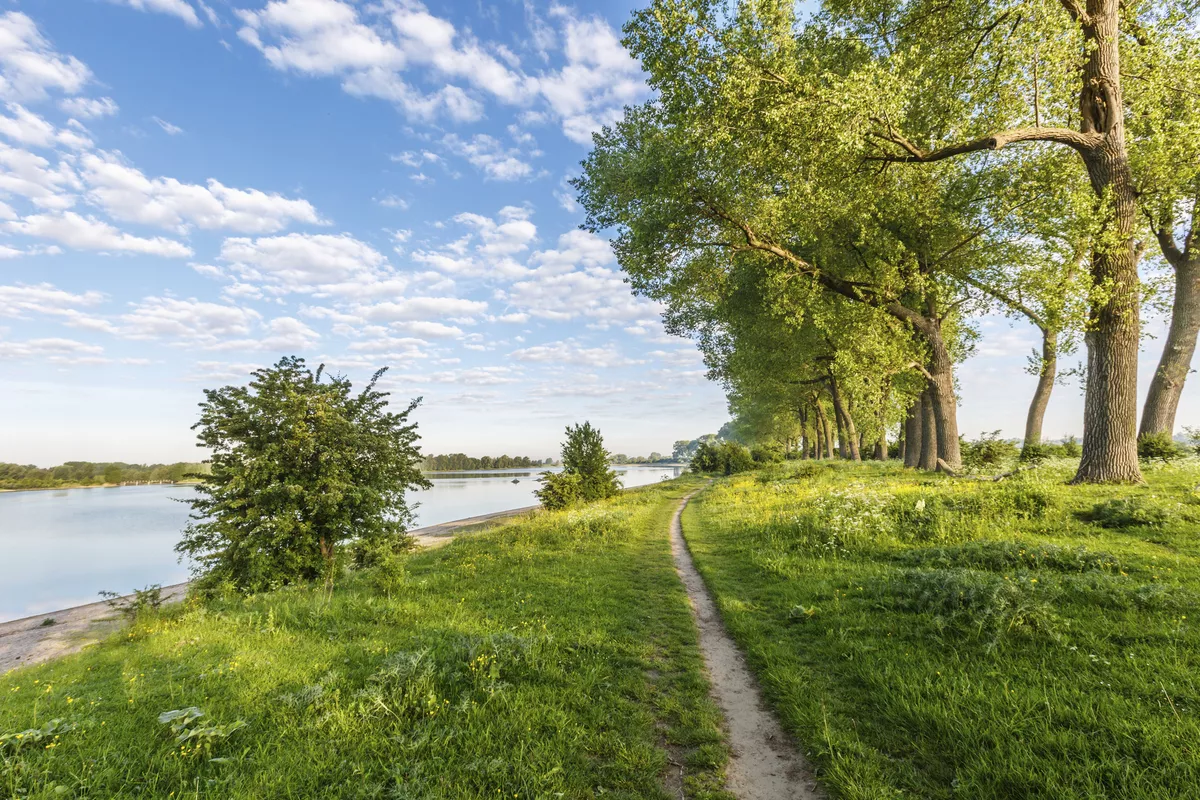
[[671, 491, 824, 800]]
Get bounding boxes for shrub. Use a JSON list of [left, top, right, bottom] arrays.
[[1138, 431, 1187, 463], [750, 442, 785, 463], [535, 422, 621, 510], [961, 430, 1019, 469], [1184, 426, 1200, 456], [691, 441, 755, 475], [98, 584, 164, 621], [535, 471, 584, 511], [1060, 435, 1082, 458], [1080, 497, 1176, 529], [1019, 442, 1048, 464], [179, 357, 431, 594]]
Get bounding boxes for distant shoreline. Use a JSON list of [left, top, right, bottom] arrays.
[[0, 480, 204, 495]]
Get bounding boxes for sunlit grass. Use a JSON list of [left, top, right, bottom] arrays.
[[683, 458, 1200, 799], [1, 476, 732, 799]]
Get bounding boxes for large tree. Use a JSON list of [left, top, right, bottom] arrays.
[[850, 0, 1164, 481]]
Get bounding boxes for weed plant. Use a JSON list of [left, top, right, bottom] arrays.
[[682, 458, 1200, 799]]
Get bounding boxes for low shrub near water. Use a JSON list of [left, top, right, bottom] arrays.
[[691, 441, 754, 475]]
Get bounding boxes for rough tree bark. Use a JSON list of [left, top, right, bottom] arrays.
[[904, 397, 922, 468], [919, 388, 938, 471], [1141, 217, 1200, 437]]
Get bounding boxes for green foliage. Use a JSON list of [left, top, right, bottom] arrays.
[[0, 478, 733, 799], [536, 422, 621, 510], [1059, 435, 1082, 458], [1138, 431, 1187, 463], [98, 585, 164, 622], [178, 357, 431, 595], [533, 471, 583, 511], [961, 431, 1019, 469], [0, 461, 208, 491], [422, 454, 546, 471], [158, 708, 247, 759], [1184, 427, 1200, 456], [750, 442, 785, 463], [691, 441, 754, 475]]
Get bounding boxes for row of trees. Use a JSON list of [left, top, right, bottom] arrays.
[[0, 461, 209, 490], [578, 0, 1200, 483], [422, 454, 552, 471]]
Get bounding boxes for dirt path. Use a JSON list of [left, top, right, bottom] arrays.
[[671, 492, 824, 800], [0, 505, 541, 674]]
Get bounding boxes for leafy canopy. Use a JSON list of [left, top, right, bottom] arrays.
[[178, 356, 431, 594]]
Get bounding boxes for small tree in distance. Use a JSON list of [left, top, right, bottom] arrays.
[[178, 356, 431, 595], [536, 422, 622, 511]]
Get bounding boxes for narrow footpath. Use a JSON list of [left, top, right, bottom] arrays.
[[671, 491, 824, 800]]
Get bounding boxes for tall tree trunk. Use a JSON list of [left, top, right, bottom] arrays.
[[1140, 247, 1199, 437], [924, 326, 961, 470], [1070, 4, 1143, 483], [828, 376, 861, 461], [799, 406, 811, 459], [919, 388, 938, 471], [1024, 327, 1058, 448], [897, 424, 906, 463], [904, 397, 922, 468], [873, 431, 886, 461], [815, 402, 833, 459]]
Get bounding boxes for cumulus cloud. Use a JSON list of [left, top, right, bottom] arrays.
[[442, 133, 534, 181], [0, 13, 92, 101], [232, 0, 644, 140], [6, 211, 193, 256], [0, 104, 90, 149], [80, 151, 325, 234], [0, 283, 108, 331], [0, 141, 82, 211], [412, 206, 536, 279], [218, 232, 392, 295]]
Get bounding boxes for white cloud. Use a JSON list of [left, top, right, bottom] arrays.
[[537, 10, 646, 144], [0, 13, 92, 101], [0, 104, 91, 149], [153, 116, 184, 135], [6, 211, 193, 256], [59, 97, 119, 118], [442, 133, 533, 181], [0, 142, 81, 210], [0, 283, 106, 331], [80, 151, 325, 234], [0, 336, 105, 363], [119, 296, 264, 348], [233, 0, 644, 140], [111, 0, 202, 28], [411, 206, 536, 279], [427, 366, 519, 385], [219, 232, 391, 295], [353, 297, 488, 322], [376, 193, 409, 209], [510, 339, 636, 368]]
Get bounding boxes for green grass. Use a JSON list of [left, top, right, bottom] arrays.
[[682, 458, 1200, 799], [1, 477, 732, 799]]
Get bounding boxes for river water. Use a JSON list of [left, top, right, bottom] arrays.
[[0, 465, 683, 622]]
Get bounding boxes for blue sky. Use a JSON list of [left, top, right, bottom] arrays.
[[0, 0, 1195, 466]]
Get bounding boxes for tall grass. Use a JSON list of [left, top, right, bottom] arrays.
[[1, 477, 732, 799], [683, 459, 1200, 799]]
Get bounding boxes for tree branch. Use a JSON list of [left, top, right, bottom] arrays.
[[1156, 226, 1186, 270], [1057, 0, 1091, 25], [868, 123, 1102, 161]]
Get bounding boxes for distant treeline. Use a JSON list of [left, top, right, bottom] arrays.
[[422, 454, 552, 471], [0, 461, 210, 491]]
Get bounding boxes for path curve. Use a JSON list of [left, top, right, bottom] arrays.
[[671, 491, 824, 800]]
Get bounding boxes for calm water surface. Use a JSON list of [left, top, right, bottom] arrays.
[[0, 465, 682, 621]]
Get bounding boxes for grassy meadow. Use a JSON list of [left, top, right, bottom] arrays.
[[0, 477, 732, 800], [683, 459, 1200, 799]]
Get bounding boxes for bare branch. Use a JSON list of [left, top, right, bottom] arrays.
[[1156, 227, 1186, 269]]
